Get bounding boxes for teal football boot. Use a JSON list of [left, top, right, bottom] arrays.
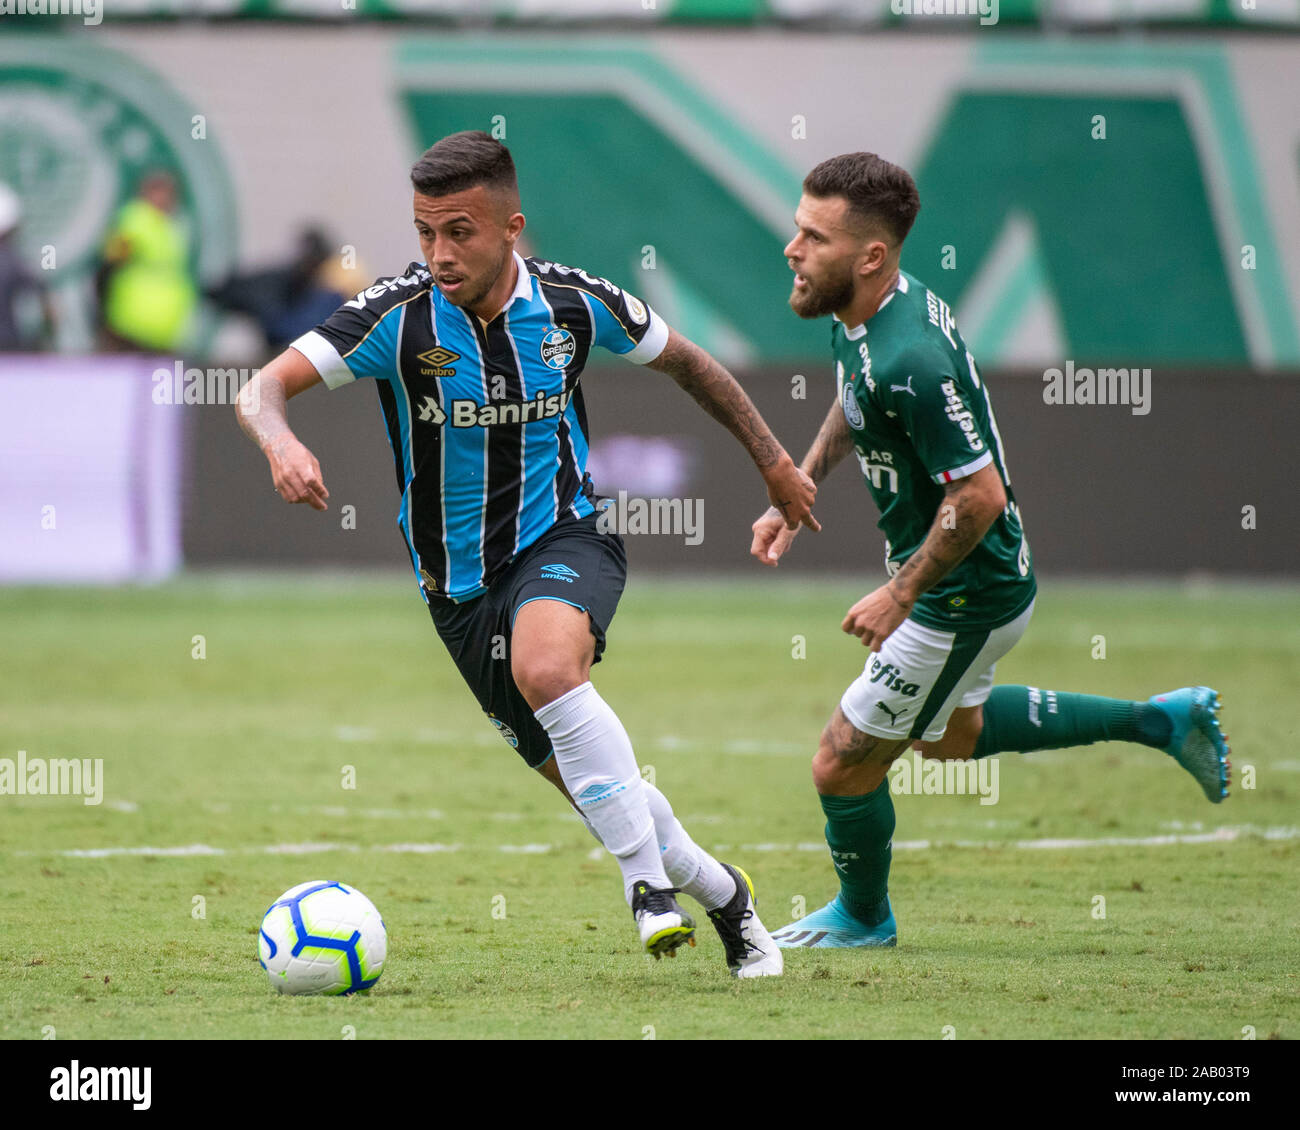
[[1148, 686, 1231, 803], [770, 895, 897, 949]]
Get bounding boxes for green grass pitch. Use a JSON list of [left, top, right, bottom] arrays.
[[1, 576, 1296, 1040]]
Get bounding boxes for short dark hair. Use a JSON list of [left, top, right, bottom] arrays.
[[410, 131, 519, 200], [803, 153, 920, 247]]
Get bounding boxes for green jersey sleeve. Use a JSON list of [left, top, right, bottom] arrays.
[[883, 344, 995, 485]]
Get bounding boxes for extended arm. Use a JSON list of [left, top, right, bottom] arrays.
[[646, 328, 817, 531], [235, 346, 330, 510], [750, 394, 849, 564]]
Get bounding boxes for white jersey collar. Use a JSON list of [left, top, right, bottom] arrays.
[[834, 272, 907, 339], [502, 250, 533, 311]]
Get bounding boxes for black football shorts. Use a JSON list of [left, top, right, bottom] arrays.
[[426, 510, 627, 769]]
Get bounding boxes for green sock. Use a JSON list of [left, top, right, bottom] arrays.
[[819, 781, 894, 927], [971, 685, 1172, 759]]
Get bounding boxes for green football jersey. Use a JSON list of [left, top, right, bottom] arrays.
[[831, 270, 1036, 631]]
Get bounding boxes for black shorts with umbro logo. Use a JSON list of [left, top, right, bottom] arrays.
[[426, 509, 627, 768]]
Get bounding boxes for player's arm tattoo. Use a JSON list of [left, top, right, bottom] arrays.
[[887, 467, 1007, 608], [236, 349, 320, 456], [646, 329, 784, 469], [235, 371, 293, 454], [801, 395, 854, 484]]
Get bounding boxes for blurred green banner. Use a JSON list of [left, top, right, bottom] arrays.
[[18, 0, 1300, 28]]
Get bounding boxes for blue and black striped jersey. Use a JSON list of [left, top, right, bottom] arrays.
[[291, 252, 669, 603]]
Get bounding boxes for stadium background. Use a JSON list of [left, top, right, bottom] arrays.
[[2, 2, 1299, 1054], [2, 6, 1297, 582]]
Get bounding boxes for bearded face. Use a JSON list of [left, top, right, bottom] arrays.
[[788, 256, 857, 321]]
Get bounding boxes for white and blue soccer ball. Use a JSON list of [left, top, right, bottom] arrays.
[[258, 880, 387, 996]]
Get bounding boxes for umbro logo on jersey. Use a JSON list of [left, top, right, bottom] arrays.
[[540, 563, 579, 583], [416, 346, 459, 377]]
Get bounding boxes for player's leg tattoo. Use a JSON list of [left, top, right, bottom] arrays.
[[770, 705, 903, 945], [813, 707, 911, 796]]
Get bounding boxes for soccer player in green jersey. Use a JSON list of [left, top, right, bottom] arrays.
[[750, 153, 1232, 948]]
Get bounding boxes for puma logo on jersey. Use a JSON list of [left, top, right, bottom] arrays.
[[891, 375, 917, 396], [875, 702, 903, 724]]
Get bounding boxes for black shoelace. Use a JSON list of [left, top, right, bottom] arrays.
[[710, 903, 760, 962], [634, 885, 683, 916]]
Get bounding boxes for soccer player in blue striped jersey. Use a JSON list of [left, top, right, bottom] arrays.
[[236, 131, 815, 977]]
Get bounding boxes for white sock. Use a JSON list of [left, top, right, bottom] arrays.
[[534, 682, 668, 903], [642, 781, 737, 911]]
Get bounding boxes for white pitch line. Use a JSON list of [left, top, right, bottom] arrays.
[[714, 826, 1300, 853], [995, 827, 1300, 849], [50, 844, 225, 858], [376, 843, 461, 854], [262, 843, 356, 855], [17, 825, 1298, 860]]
